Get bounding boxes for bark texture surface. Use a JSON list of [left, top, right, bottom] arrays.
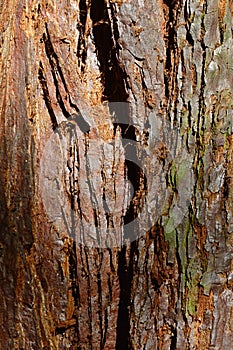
[[0, 0, 233, 349]]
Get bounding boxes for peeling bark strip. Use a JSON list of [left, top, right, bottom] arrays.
[[1, 0, 233, 348]]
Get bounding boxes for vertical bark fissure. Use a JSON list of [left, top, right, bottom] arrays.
[[55, 241, 81, 345], [77, 0, 88, 71], [192, 0, 207, 223], [43, 27, 71, 119], [83, 246, 94, 350], [162, 0, 182, 122], [95, 250, 105, 349], [42, 25, 91, 133], [197, 1, 207, 148], [90, 0, 129, 103], [38, 62, 58, 130], [89, 1, 146, 347], [116, 246, 131, 350]]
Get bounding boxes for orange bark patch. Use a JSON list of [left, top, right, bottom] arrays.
[[193, 289, 214, 349], [218, 0, 226, 22]]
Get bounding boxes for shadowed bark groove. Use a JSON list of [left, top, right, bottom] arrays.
[[89, 1, 147, 348]]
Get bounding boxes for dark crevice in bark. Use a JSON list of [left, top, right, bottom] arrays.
[[90, 0, 129, 103], [57, 260, 64, 282], [107, 247, 115, 273], [97, 271, 104, 349], [38, 62, 58, 130], [124, 159, 147, 229], [90, 0, 147, 229], [56, 124, 86, 244], [43, 27, 70, 119], [114, 123, 137, 141], [69, 241, 80, 304], [93, 208, 100, 228], [101, 167, 112, 228], [116, 241, 138, 350], [109, 1, 121, 50], [219, 25, 225, 45], [187, 101, 192, 129], [44, 24, 69, 94], [193, 0, 207, 206], [83, 246, 93, 350], [176, 230, 183, 299], [184, 0, 194, 48], [197, 1, 207, 147], [77, 0, 88, 71], [170, 324, 177, 350], [70, 242, 81, 344], [180, 49, 186, 121], [55, 323, 76, 336], [55, 242, 81, 345], [103, 308, 108, 347], [119, 124, 147, 231], [186, 30, 194, 46], [162, 0, 182, 122], [116, 246, 130, 350], [67, 142, 76, 226], [89, 2, 147, 348], [43, 25, 91, 134]]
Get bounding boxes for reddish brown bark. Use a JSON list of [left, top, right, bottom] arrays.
[[1, 0, 233, 349]]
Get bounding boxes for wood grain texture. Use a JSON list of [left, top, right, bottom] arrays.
[[0, 0, 233, 349]]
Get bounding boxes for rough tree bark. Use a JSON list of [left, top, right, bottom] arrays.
[[0, 0, 233, 349]]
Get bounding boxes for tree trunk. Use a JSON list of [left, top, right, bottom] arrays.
[[1, 0, 233, 349]]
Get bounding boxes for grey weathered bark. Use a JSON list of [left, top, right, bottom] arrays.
[[0, 0, 233, 349]]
